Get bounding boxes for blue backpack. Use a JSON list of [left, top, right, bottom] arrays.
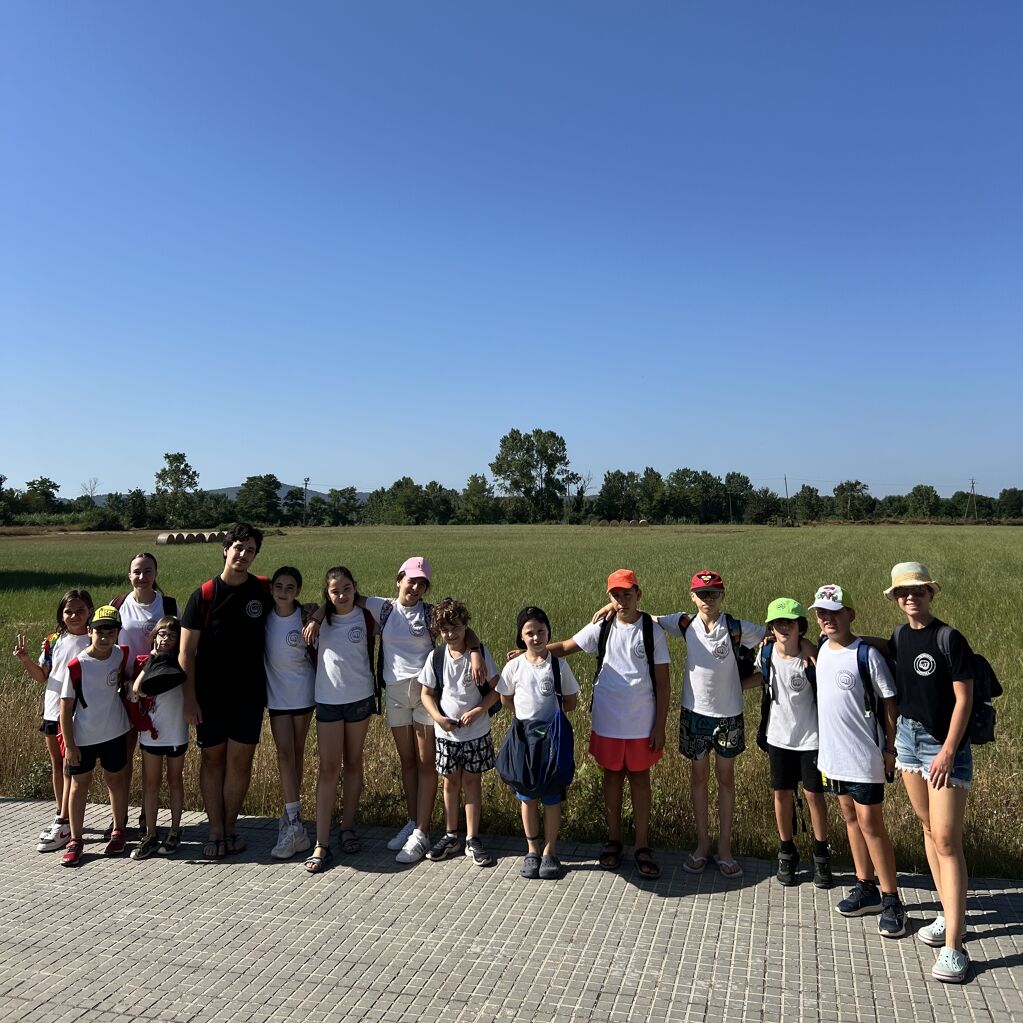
[[496, 657, 575, 800]]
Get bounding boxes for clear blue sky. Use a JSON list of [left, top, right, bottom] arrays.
[[3, 2, 1021, 500]]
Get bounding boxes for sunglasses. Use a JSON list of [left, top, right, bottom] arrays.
[[893, 587, 931, 599], [693, 590, 723, 599]]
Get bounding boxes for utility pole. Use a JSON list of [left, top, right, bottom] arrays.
[[303, 477, 310, 527], [964, 478, 977, 522], [784, 474, 791, 521]]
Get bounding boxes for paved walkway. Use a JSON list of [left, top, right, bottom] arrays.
[[1, 798, 1021, 1023]]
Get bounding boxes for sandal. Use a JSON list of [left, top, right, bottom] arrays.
[[304, 846, 333, 873], [598, 839, 624, 870], [683, 851, 709, 874], [634, 847, 661, 880], [202, 838, 226, 860], [340, 829, 361, 855], [715, 856, 744, 879], [158, 829, 182, 856], [538, 854, 563, 880], [520, 852, 541, 879], [224, 833, 247, 856]]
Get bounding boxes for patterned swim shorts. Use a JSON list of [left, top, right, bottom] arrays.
[[435, 733, 496, 775]]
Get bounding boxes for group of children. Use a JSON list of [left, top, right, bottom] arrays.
[[13, 544, 977, 984]]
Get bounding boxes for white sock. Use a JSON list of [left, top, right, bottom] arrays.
[[285, 802, 301, 824]]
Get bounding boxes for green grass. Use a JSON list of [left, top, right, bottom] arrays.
[[2, 524, 1021, 875]]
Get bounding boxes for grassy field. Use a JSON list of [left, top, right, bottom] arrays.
[[2, 524, 1021, 876]]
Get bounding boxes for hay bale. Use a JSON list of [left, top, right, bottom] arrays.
[[156, 532, 174, 545], [629, 519, 639, 527], [183, 532, 198, 544], [173, 532, 186, 544], [203, 531, 219, 542], [609, 519, 620, 527], [639, 519, 649, 527], [598, 519, 609, 527]]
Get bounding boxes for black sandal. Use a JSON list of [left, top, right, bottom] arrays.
[[599, 839, 624, 870], [634, 847, 661, 879], [304, 845, 333, 873]]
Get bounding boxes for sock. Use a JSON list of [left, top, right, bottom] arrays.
[[447, 831, 458, 838], [412, 829, 426, 841], [858, 879, 878, 892], [285, 801, 300, 824], [881, 891, 899, 900], [56, 817, 69, 825], [780, 839, 797, 855], [813, 839, 830, 858]]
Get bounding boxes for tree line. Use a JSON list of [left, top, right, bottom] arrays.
[[3, 429, 1022, 530]]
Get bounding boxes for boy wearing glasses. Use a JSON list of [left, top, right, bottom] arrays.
[[657, 571, 766, 878]]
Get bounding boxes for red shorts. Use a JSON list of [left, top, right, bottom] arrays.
[[589, 731, 662, 773]]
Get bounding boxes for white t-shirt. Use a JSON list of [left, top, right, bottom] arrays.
[[315, 608, 375, 705], [765, 648, 819, 751], [60, 648, 131, 747], [419, 645, 499, 743], [116, 592, 171, 663], [40, 632, 89, 722], [140, 685, 188, 749], [572, 616, 670, 740], [498, 654, 580, 721], [659, 612, 765, 718], [816, 638, 896, 784], [365, 597, 434, 683], [265, 608, 315, 711]]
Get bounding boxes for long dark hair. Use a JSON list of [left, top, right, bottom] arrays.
[[322, 566, 356, 625]]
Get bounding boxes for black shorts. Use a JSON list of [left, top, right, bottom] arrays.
[[828, 779, 885, 805], [316, 696, 375, 724], [39, 719, 59, 737], [767, 745, 825, 793], [268, 706, 315, 719], [67, 733, 129, 775], [140, 743, 188, 759], [196, 698, 264, 748]]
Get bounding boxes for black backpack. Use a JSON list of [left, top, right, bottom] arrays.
[[431, 643, 500, 718], [592, 612, 658, 710], [892, 623, 1002, 746]]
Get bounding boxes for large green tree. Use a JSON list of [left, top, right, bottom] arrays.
[[152, 453, 200, 526], [234, 474, 283, 524], [489, 428, 579, 523]]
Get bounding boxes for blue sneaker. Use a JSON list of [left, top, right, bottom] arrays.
[[878, 894, 907, 938], [836, 881, 882, 916]]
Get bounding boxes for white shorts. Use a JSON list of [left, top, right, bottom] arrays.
[[385, 678, 433, 729]]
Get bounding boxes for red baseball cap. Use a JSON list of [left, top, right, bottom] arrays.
[[606, 569, 639, 592], [690, 570, 724, 591]]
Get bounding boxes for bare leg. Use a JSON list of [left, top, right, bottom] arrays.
[[107, 765, 130, 831], [200, 744, 227, 840], [140, 750, 162, 836], [223, 740, 257, 837], [928, 784, 969, 949], [442, 770, 462, 833], [167, 754, 185, 830], [520, 800, 542, 853], [689, 756, 711, 858], [339, 718, 371, 832], [314, 720, 343, 848], [715, 755, 736, 862], [44, 734, 66, 818], [855, 803, 898, 894], [463, 772, 482, 839], [806, 791, 829, 842], [627, 769, 652, 849], [602, 768, 625, 843], [68, 771, 92, 839], [837, 794, 874, 881], [391, 724, 418, 823], [774, 790, 795, 842], [414, 722, 438, 833], [270, 715, 299, 806], [542, 803, 561, 856], [292, 712, 312, 795]]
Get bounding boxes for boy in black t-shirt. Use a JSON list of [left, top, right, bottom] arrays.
[[886, 562, 974, 983], [181, 523, 272, 859]]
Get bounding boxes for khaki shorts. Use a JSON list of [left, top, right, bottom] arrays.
[[385, 678, 433, 728]]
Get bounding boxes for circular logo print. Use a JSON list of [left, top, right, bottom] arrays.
[[409, 620, 427, 637], [245, 600, 264, 618], [538, 676, 554, 697], [106, 670, 119, 688], [348, 626, 365, 643], [836, 670, 857, 691], [635, 641, 646, 658], [143, 621, 155, 634], [789, 671, 809, 693], [286, 629, 301, 648], [914, 653, 937, 676], [712, 641, 730, 661]]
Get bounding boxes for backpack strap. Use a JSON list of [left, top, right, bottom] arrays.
[[361, 607, 380, 713], [723, 613, 742, 658], [134, 654, 149, 681], [591, 616, 614, 710], [163, 595, 178, 618], [256, 575, 271, 593], [678, 612, 696, 634], [856, 642, 881, 747], [431, 645, 447, 716], [423, 601, 435, 638], [111, 593, 128, 611], [551, 655, 563, 710], [640, 611, 657, 700], [374, 600, 394, 694], [68, 657, 86, 713], [199, 578, 217, 630], [760, 640, 775, 700]]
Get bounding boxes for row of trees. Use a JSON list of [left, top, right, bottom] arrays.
[[3, 432, 1022, 529]]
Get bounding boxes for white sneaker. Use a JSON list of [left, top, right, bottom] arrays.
[[395, 829, 429, 864], [271, 815, 300, 859], [290, 820, 310, 855], [387, 819, 416, 851], [39, 818, 59, 842], [37, 821, 71, 852]]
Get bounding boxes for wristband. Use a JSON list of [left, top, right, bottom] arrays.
[[884, 746, 896, 756]]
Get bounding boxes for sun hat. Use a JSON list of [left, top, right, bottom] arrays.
[[884, 562, 940, 600], [515, 606, 553, 650], [398, 556, 432, 583], [88, 605, 123, 630], [690, 570, 724, 592], [765, 597, 807, 622], [808, 584, 854, 612], [606, 569, 639, 592]]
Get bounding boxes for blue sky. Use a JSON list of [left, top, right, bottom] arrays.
[[3, 2, 1021, 500]]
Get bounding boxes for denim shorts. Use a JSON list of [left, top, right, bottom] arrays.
[[895, 716, 973, 789]]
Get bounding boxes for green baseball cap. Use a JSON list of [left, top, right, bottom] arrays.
[[765, 597, 807, 623]]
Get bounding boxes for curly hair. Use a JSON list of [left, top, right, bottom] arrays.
[[430, 597, 471, 631]]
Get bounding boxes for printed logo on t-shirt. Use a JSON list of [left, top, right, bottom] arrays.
[[712, 640, 730, 661], [143, 621, 155, 635], [409, 620, 427, 637], [538, 674, 554, 697], [348, 626, 365, 643], [286, 629, 301, 648], [836, 670, 857, 691], [245, 600, 264, 618], [106, 669, 119, 687], [789, 671, 809, 693], [913, 653, 937, 676], [635, 641, 646, 658]]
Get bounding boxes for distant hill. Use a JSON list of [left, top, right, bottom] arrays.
[[207, 484, 370, 503]]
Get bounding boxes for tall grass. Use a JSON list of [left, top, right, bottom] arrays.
[[1, 525, 1020, 875]]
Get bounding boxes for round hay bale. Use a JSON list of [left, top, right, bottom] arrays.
[[609, 519, 620, 527], [629, 519, 639, 527], [156, 532, 174, 545], [183, 532, 198, 544], [204, 531, 219, 542], [173, 532, 186, 544], [217, 530, 228, 541], [639, 519, 649, 527]]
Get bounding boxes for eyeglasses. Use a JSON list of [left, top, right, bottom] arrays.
[[154, 629, 177, 638]]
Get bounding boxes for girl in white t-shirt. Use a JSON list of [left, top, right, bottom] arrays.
[[111, 551, 178, 838], [304, 566, 377, 873], [129, 616, 188, 859], [11, 588, 93, 852], [265, 566, 315, 860], [497, 606, 579, 880]]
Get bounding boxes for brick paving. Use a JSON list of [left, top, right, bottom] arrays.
[[1, 798, 1021, 1023]]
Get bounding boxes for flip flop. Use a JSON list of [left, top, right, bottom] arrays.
[[598, 840, 624, 870], [202, 838, 226, 860], [224, 834, 247, 856], [683, 852, 709, 874], [634, 847, 661, 880], [715, 856, 744, 879]]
